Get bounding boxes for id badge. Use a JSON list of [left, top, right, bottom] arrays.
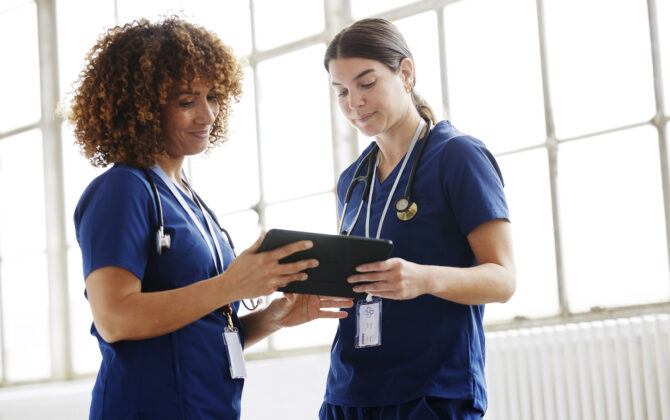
[[355, 297, 382, 348], [222, 329, 247, 379]]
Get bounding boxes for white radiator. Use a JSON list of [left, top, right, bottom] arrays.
[[484, 314, 670, 420]]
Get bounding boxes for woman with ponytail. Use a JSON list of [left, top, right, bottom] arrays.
[[321, 18, 516, 419]]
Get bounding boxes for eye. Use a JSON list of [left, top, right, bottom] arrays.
[[337, 89, 348, 98], [179, 100, 194, 107], [361, 81, 375, 89], [207, 95, 218, 102]]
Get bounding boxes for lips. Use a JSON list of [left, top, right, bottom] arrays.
[[356, 112, 375, 123], [189, 130, 210, 139]]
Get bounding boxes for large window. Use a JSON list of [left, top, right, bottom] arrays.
[[1, 0, 669, 385]]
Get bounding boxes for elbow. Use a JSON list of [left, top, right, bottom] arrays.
[[92, 317, 128, 343], [498, 268, 517, 303]]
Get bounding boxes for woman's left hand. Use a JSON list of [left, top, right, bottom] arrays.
[[268, 293, 353, 328], [347, 257, 426, 300]]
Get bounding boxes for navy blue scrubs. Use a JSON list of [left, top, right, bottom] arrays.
[[75, 165, 243, 419], [321, 121, 509, 418]]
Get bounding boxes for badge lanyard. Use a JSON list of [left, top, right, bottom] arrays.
[[354, 119, 425, 349], [150, 166, 246, 378]]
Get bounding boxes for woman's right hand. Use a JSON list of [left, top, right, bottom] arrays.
[[220, 232, 318, 300]]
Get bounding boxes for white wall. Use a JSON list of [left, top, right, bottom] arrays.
[[0, 353, 331, 420]]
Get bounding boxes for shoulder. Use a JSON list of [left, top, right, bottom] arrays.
[[75, 165, 152, 220], [83, 165, 149, 195], [429, 121, 504, 185], [429, 121, 487, 156]]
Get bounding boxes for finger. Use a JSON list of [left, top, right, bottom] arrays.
[[275, 272, 308, 287], [317, 310, 349, 319], [348, 272, 387, 284], [318, 299, 354, 309], [269, 240, 313, 260], [352, 281, 390, 294], [318, 297, 354, 303], [277, 258, 319, 275], [355, 260, 388, 273]]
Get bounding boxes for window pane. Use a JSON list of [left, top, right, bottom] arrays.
[[351, 0, 418, 19], [2, 254, 50, 382], [115, 0, 184, 24], [543, 0, 655, 139], [256, 45, 334, 203], [394, 12, 444, 120], [1, 0, 32, 14], [219, 209, 261, 256], [180, 0, 252, 56], [558, 126, 670, 312], [443, 0, 546, 154], [0, 1, 40, 132], [68, 246, 100, 375], [61, 125, 106, 246], [488, 149, 558, 321], [56, 0, 116, 98], [658, 0, 670, 109], [264, 193, 338, 234], [253, 0, 323, 50], [190, 68, 259, 214], [0, 130, 46, 259]]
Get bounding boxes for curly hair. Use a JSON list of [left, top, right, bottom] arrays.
[[69, 16, 243, 168]]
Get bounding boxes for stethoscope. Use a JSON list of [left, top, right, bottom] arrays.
[[338, 118, 432, 236], [141, 167, 261, 311]]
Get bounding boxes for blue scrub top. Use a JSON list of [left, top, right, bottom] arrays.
[[74, 164, 243, 419], [325, 121, 509, 412]]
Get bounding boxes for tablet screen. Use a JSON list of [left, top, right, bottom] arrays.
[[257, 229, 393, 298]]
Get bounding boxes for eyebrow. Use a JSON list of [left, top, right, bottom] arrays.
[[175, 88, 216, 96], [331, 68, 376, 86]]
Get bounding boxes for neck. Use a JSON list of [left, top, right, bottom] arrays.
[[375, 112, 424, 169], [155, 155, 190, 194]]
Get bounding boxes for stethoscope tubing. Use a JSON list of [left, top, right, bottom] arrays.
[[338, 118, 432, 235]]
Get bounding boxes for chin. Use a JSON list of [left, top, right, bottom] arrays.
[[352, 123, 378, 138]]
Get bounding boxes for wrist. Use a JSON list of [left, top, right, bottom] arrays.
[[257, 302, 284, 333]]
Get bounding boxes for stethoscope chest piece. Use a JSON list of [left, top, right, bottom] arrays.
[[155, 226, 171, 255], [395, 198, 418, 221]]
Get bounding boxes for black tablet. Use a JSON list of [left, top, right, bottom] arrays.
[[257, 229, 393, 299]]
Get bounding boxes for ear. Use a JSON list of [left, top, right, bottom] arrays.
[[399, 58, 415, 89]]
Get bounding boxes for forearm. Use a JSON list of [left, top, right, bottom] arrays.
[[87, 268, 245, 343], [423, 263, 516, 305], [239, 306, 283, 349]]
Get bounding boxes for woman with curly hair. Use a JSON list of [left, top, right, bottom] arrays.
[[70, 17, 351, 419]]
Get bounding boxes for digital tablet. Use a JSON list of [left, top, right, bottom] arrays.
[[257, 229, 394, 299]]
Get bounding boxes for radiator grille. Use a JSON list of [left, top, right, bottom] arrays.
[[485, 314, 670, 420]]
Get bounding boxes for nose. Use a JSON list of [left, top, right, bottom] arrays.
[[195, 99, 217, 125], [347, 89, 364, 110]]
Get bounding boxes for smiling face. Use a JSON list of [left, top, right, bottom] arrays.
[[160, 80, 220, 158], [328, 57, 414, 139]]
